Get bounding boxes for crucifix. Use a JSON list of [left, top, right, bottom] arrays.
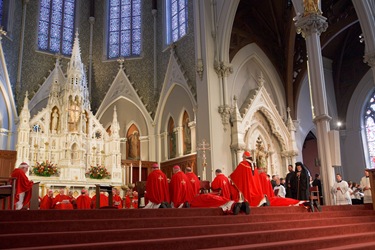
[[197, 139, 211, 180]]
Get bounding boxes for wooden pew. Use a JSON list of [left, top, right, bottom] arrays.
[[0, 177, 16, 210]]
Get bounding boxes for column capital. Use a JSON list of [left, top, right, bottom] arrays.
[[364, 52, 375, 68], [313, 113, 332, 124], [295, 14, 328, 38], [214, 61, 233, 78]]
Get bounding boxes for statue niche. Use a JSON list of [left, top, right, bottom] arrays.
[[255, 137, 269, 172], [127, 125, 140, 160], [50, 107, 60, 133], [68, 97, 81, 132], [183, 113, 191, 154]]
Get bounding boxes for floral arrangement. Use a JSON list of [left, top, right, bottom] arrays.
[[32, 161, 59, 177], [86, 165, 111, 179]]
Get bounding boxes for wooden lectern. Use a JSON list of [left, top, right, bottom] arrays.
[[365, 169, 375, 210], [29, 182, 40, 210], [95, 184, 113, 209]]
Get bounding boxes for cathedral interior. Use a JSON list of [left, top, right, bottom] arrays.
[[0, 0, 374, 203]]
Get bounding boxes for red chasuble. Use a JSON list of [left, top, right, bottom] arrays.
[[258, 172, 275, 198], [53, 194, 73, 209], [146, 169, 170, 204], [169, 171, 195, 208], [39, 195, 54, 209], [190, 193, 230, 208], [90, 194, 109, 208], [76, 195, 91, 209], [124, 195, 131, 209], [113, 194, 123, 209], [185, 172, 200, 195], [211, 173, 231, 200], [230, 160, 264, 206], [10, 168, 33, 208]]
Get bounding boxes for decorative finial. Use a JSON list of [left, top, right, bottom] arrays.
[[257, 71, 265, 87], [0, 26, 7, 40], [117, 58, 125, 69]]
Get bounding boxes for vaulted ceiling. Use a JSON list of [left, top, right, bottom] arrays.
[[230, 0, 369, 122]]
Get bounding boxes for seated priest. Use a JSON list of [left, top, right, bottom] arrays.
[[144, 164, 171, 209], [40, 190, 54, 210], [76, 189, 91, 209], [11, 162, 34, 210], [53, 189, 73, 209], [90, 192, 109, 209], [113, 188, 123, 209]]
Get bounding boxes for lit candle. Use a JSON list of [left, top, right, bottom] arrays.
[[139, 160, 142, 181]]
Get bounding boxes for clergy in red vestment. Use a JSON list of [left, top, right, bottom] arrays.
[[185, 167, 200, 195], [144, 164, 170, 208], [90, 192, 109, 208], [124, 190, 132, 209], [169, 165, 195, 208], [230, 151, 267, 207], [258, 168, 275, 199], [211, 169, 231, 200], [11, 162, 34, 210], [40, 190, 54, 210], [113, 188, 123, 209], [53, 189, 73, 209], [76, 189, 91, 209]]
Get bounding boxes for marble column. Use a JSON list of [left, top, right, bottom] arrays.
[[295, 13, 335, 205]]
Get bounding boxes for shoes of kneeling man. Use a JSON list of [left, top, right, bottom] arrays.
[[241, 201, 250, 215], [233, 202, 242, 215], [183, 201, 190, 208]]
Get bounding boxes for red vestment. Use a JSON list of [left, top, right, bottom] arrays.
[[132, 195, 138, 208], [211, 173, 231, 200], [269, 196, 301, 206], [258, 172, 275, 198], [113, 194, 123, 209], [124, 195, 131, 208], [190, 193, 230, 208], [145, 169, 170, 204], [169, 171, 195, 208], [39, 195, 53, 209], [76, 195, 91, 209], [230, 160, 264, 206], [90, 194, 109, 208], [10, 168, 33, 208], [53, 194, 73, 209], [185, 172, 200, 195]]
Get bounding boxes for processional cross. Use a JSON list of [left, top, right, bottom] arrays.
[[197, 139, 211, 180]]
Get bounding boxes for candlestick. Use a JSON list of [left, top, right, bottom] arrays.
[[139, 160, 142, 181]]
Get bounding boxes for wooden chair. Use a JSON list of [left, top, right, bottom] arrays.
[[199, 180, 210, 194], [0, 177, 16, 210], [309, 186, 320, 203]]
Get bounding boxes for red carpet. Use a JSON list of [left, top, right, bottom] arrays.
[[0, 204, 374, 249]]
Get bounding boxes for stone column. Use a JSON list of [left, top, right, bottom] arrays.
[[295, 13, 335, 205], [189, 120, 196, 153], [176, 126, 183, 157]]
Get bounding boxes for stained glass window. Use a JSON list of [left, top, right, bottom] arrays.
[[0, 0, 3, 27], [37, 0, 76, 56], [166, 0, 187, 44], [108, 0, 141, 59], [364, 92, 375, 168]]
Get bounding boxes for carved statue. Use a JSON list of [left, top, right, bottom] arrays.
[[184, 118, 191, 154], [51, 109, 59, 132], [255, 137, 268, 171], [128, 131, 140, 159], [303, 0, 321, 15], [69, 99, 80, 132]]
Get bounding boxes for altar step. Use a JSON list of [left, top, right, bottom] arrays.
[[0, 204, 374, 249]]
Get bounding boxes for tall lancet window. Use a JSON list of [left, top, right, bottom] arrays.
[[0, 0, 3, 26], [364, 91, 375, 168], [37, 0, 76, 56], [166, 0, 187, 44], [108, 0, 141, 59]]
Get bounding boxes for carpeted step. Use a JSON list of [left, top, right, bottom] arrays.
[[199, 231, 375, 250], [5, 225, 375, 250], [2, 221, 375, 249], [1, 210, 375, 234]]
